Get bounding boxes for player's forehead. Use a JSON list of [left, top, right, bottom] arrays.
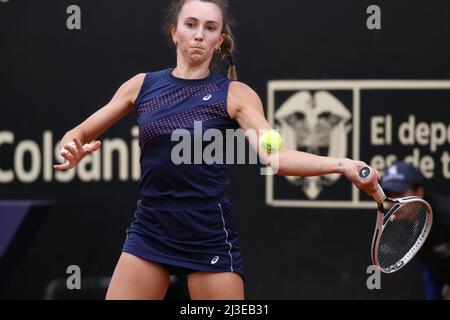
[[178, 0, 223, 25]]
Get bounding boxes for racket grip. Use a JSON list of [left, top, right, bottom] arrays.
[[359, 167, 386, 203], [372, 183, 386, 203]]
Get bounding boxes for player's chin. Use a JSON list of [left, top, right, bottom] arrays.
[[188, 53, 210, 63]]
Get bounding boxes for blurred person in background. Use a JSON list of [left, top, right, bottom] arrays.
[[381, 161, 450, 300]]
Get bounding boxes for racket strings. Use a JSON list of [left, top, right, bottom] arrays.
[[377, 201, 429, 269]]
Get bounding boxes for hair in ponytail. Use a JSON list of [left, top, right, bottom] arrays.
[[215, 24, 237, 80]]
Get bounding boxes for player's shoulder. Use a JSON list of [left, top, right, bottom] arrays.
[[123, 70, 165, 92], [227, 81, 263, 117], [114, 73, 148, 106], [228, 81, 259, 100], [128, 72, 148, 85], [229, 80, 253, 92], [121, 73, 146, 90]]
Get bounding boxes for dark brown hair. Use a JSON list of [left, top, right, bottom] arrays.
[[162, 0, 237, 80]]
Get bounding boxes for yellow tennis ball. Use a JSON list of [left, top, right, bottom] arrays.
[[260, 130, 283, 154]]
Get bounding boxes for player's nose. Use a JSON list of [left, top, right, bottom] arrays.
[[194, 28, 204, 41]]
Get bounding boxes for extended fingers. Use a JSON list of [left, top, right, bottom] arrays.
[[54, 139, 101, 171], [73, 137, 85, 154], [85, 140, 102, 152], [53, 162, 72, 171], [60, 148, 74, 162]]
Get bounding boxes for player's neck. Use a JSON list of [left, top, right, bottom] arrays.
[[173, 59, 211, 80]]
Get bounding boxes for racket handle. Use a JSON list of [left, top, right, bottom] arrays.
[[372, 183, 386, 203], [359, 167, 386, 203]]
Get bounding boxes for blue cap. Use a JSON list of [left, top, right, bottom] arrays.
[[380, 161, 425, 194]]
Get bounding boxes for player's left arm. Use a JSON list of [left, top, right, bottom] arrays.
[[227, 81, 379, 192]]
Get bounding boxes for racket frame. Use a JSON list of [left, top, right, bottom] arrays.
[[371, 196, 433, 273]]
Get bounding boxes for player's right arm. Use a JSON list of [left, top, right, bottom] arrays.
[[54, 73, 146, 171]]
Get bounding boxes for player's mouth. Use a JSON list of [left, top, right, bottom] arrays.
[[190, 46, 205, 51]]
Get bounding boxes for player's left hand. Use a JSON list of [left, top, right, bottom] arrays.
[[341, 159, 381, 196]]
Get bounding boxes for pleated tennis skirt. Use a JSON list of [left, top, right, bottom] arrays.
[[122, 195, 245, 280]]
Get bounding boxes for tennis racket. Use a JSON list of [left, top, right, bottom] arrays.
[[359, 167, 433, 273]]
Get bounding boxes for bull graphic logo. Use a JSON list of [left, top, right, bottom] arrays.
[[274, 91, 352, 199]]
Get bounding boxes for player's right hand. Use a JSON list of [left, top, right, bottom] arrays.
[[53, 137, 102, 171]]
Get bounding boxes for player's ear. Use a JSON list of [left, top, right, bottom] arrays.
[[218, 32, 226, 47], [171, 25, 178, 46]]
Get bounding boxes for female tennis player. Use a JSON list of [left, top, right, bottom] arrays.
[[53, 0, 380, 300]]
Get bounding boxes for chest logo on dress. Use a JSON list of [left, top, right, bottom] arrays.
[[203, 94, 213, 101]]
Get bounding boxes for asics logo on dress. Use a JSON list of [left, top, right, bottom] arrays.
[[203, 94, 212, 101], [211, 256, 219, 264]]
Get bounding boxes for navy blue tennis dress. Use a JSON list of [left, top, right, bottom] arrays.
[[122, 68, 245, 280]]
